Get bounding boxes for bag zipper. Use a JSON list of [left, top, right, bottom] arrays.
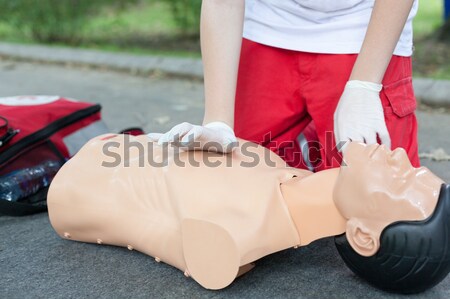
[[0, 104, 101, 166]]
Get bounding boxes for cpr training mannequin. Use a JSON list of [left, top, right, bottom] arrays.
[[47, 134, 450, 294]]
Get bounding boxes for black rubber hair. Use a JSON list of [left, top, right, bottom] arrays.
[[335, 184, 450, 294]]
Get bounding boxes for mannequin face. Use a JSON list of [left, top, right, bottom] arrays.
[[333, 142, 444, 256]]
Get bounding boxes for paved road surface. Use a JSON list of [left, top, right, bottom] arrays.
[[1, 60, 449, 298]]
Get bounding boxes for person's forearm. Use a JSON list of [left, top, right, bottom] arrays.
[[201, 0, 245, 129], [350, 0, 415, 83]]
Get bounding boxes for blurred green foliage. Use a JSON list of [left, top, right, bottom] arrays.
[[0, 0, 447, 79], [0, 0, 201, 46], [0, 0, 443, 46], [0, 0, 137, 44], [414, 0, 444, 38], [162, 0, 202, 36]]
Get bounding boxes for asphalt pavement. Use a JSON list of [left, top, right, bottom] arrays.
[[1, 59, 450, 299]]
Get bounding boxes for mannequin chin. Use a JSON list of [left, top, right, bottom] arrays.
[[47, 135, 449, 293]]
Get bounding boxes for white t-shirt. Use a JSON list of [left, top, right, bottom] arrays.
[[243, 0, 418, 56]]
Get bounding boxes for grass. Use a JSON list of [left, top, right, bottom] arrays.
[[76, 1, 200, 56], [84, 2, 178, 38], [0, 1, 200, 57], [0, 0, 448, 79], [413, 0, 449, 80], [414, 0, 444, 38]]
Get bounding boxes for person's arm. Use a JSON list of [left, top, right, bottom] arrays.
[[334, 0, 415, 149], [350, 0, 415, 83], [201, 0, 245, 128], [148, 0, 244, 152]]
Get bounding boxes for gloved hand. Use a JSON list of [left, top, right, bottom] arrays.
[[334, 80, 391, 151], [147, 121, 237, 153]]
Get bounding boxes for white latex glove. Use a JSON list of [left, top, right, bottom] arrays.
[[334, 80, 391, 151], [147, 121, 237, 153]]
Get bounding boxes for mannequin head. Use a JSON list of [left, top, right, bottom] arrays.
[[334, 142, 443, 256], [333, 142, 450, 293]]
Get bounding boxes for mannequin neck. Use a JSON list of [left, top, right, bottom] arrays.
[[281, 168, 347, 246]]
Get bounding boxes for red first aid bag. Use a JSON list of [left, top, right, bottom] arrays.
[[0, 95, 109, 215]]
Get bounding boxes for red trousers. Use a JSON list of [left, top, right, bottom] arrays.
[[234, 39, 419, 171]]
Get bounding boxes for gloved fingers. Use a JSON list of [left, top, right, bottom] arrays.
[[333, 116, 339, 139], [334, 130, 342, 151], [220, 134, 238, 147], [364, 132, 378, 145], [169, 122, 194, 141], [157, 132, 171, 145], [147, 133, 163, 142], [179, 126, 203, 146], [158, 122, 193, 145], [335, 129, 354, 153], [336, 139, 349, 153], [348, 132, 365, 144], [334, 117, 345, 152], [339, 138, 352, 153], [179, 129, 194, 145], [190, 126, 237, 153], [155, 121, 238, 153], [378, 127, 391, 150]]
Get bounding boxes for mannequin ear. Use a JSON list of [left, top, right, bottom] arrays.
[[345, 218, 379, 257]]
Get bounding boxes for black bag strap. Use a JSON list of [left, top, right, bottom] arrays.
[[119, 127, 145, 136], [0, 116, 19, 148]]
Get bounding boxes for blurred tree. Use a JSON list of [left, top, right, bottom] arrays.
[[0, 0, 137, 44], [441, 0, 450, 41], [162, 0, 202, 36], [437, 19, 450, 42]]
